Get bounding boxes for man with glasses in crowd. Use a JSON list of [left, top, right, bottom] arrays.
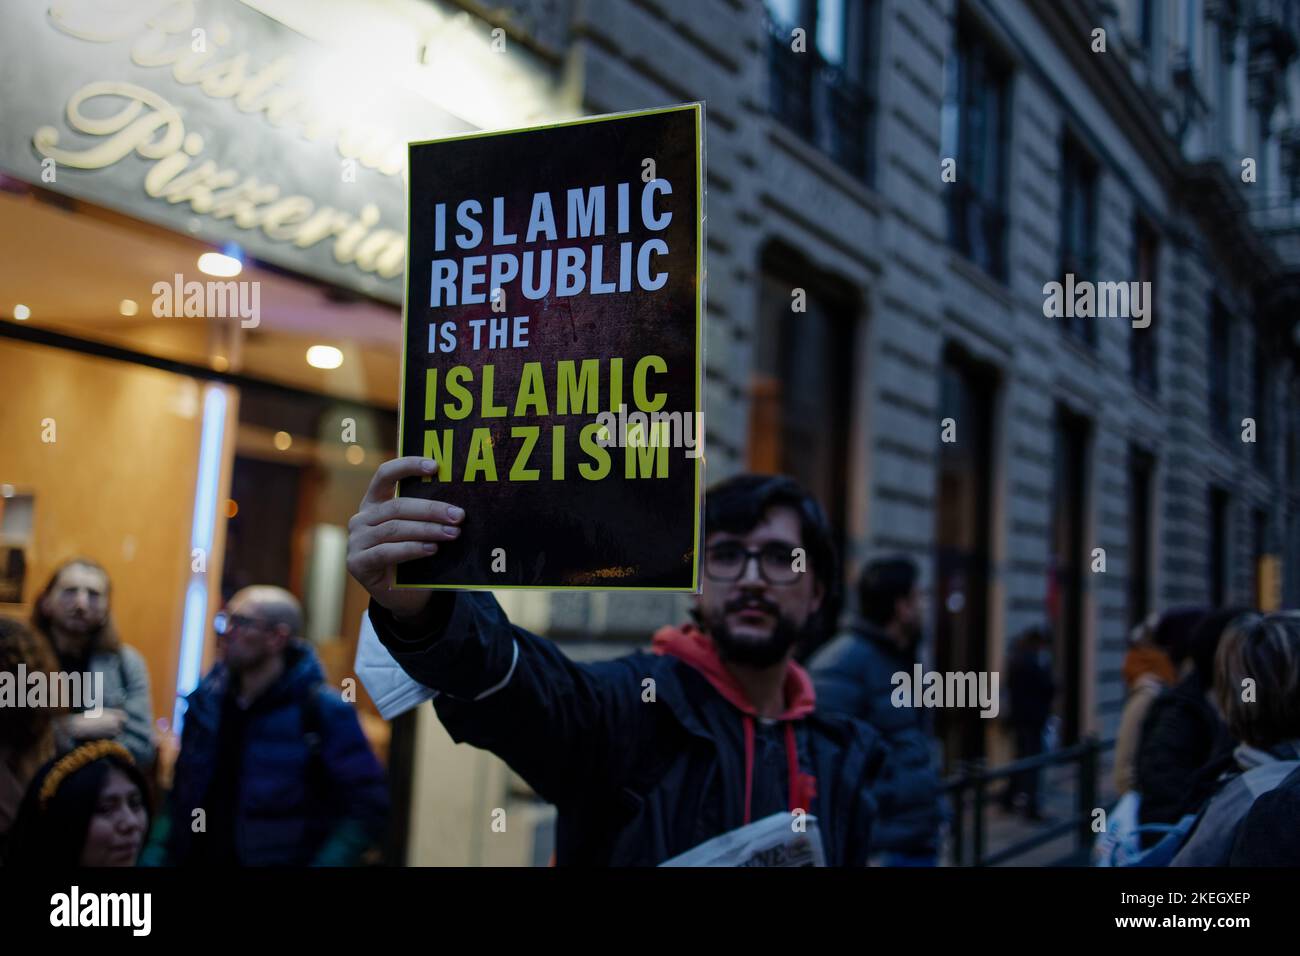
[[350, 458, 896, 865], [144, 585, 388, 866]]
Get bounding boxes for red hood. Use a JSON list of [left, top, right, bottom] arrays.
[[650, 623, 816, 720], [652, 623, 819, 824]]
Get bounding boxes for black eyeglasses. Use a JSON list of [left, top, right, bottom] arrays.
[[213, 611, 273, 636], [704, 541, 803, 585]]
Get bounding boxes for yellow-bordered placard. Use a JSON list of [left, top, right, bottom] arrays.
[[394, 102, 705, 592]]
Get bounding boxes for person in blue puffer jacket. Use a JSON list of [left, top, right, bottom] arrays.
[[144, 586, 388, 866], [807, 557, 946, 864]]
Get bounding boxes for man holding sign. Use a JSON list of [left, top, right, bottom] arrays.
[[348, 459, 892, 866], [350, 105, 894, 865]]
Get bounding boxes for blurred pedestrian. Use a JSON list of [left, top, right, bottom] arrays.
[[0, 616, 59, 855], [1135, 606, 1247, 834], [1171, 611, 1300, 865], [4, 739, 150, 867], [1112, 610, 1184, 795], [807, 556, 944, 865], [31, 558, 155, 766], [350, 460, 894, 866], [1001, 627, 1055, 819], [144, 586, 388, 866]]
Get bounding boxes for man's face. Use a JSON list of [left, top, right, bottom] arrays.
[[216, 594, 286, 674], [41, 564, 109, 640], [696, 505, 824, 667], [896, 586, 924, 649]]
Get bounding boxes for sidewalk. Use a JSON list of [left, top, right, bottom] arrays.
[[944, 754, 1119, 867]]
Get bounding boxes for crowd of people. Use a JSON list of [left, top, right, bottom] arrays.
[[1105, 604, 1300, 865], [1, 455, 1296, 867], [0, 560, 387, 867]]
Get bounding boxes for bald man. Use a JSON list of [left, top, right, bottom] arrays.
[[143, 586, 388, 867]]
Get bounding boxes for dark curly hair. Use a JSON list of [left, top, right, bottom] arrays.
[[700, 473, 841, 643], [0, 616, 59, 764]]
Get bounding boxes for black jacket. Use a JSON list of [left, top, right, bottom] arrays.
[[369, 593, 893, 866], [1135, 674, 1231, 828], [1229, 763, 1300, 866], [145, 642, 389, 866], [807, 624, 944, 855], [1008, 648, 1055, 730]]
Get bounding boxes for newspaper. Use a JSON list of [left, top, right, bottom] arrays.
[[659, 811, 827, 867]]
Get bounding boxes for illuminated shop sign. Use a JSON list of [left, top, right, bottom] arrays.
[[0, 0, 567, 301]]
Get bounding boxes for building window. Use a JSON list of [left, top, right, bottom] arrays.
[[1050, 408, 1089, 747], [934, 350, 997, 768], [1290, 380, 1300, 487], [1060, 135, 1099, 345], [765, 0, 876, 181], [1137, 0, 1156, 56], [942, 13, 1011, 280], [1289, 511, 1300, 608], [1131, 218, 1159, 394], [1253, 344, 1269, 469], [749, 249, 857, 605], [1127, 448, 1155, 629], [1183, 0, 1202, 71], [1208, 486, 1230, 605], [1253, 507, 1269, 608], [1208, 299, 1233, 444]]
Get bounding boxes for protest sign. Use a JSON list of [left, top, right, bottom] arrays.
[[396, 104, 703, 589]]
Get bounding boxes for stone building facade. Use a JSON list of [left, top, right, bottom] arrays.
[[458, 0, 1300, 771]]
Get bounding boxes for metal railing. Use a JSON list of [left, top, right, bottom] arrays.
[[943, 736, 1115, 867]]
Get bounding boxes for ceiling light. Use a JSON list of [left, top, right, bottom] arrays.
[[198, 252, 242, 277], [306, 345, 343, 369]]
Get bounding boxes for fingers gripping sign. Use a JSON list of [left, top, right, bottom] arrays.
[[346, 456, 467, 618]]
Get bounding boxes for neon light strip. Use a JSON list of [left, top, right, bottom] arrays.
[[173, 385, 227, 733]]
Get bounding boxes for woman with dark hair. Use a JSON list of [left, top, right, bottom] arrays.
[[4, 740, 151, 867], [0, 616, 59, 854], [1135, 606, 1250, 835], [1112, 609, 1196, 795]]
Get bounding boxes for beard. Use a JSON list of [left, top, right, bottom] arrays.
[[702, 597, 814, 668], [223, 648, 271, 676], [901, 618, 924, 654], [56, 608, 103, 635]]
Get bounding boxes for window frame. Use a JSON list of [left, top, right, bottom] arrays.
[[943, 12, 1013, 281], [1059, 133, 1100, 347], [764, 0, 877, 182]]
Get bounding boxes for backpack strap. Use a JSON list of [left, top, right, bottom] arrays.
[[301, 683, 325, 752], [300, 684, 335, 811]]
